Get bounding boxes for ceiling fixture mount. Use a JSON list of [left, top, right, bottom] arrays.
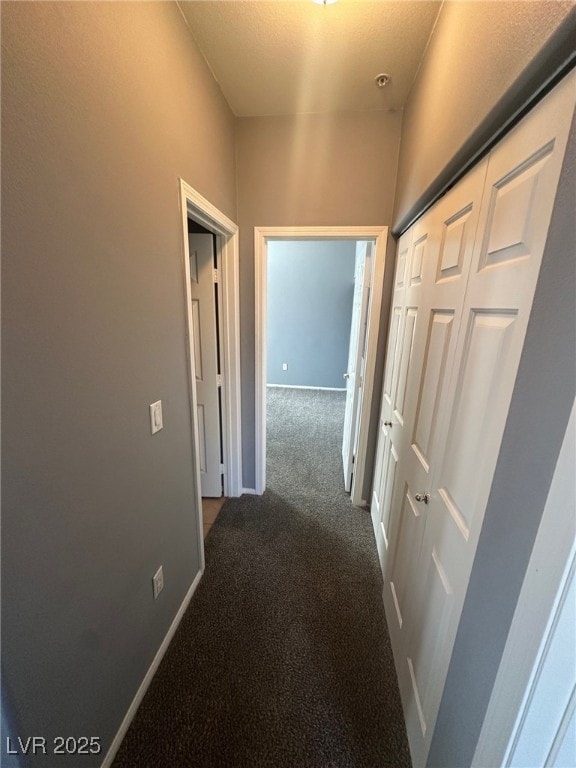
[[375, 73, 391, 88], [312, 0, 338, 5]]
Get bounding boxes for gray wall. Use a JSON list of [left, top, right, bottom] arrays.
[[393, 1, 576, 232], [427, 111, 576, 768], [236, 110, 402, 487], [267, 241, 355, 389], [1, 3, 236, 765], [2, 3, 575, 764]]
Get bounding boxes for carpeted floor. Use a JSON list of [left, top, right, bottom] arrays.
[[112, 387, 411, 768]]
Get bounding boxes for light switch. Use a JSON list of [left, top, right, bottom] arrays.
[[150, 400, 163, 434], [282, 363, 288, 371]]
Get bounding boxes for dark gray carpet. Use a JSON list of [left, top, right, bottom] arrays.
[[113, 387, 411, 768]]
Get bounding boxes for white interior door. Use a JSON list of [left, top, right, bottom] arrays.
[[385, 158, 487, 667], [395, 74, 575, 767], [342, 241, 372, 492], [188, 233, 222, 498], [372, 202, 440, 576]]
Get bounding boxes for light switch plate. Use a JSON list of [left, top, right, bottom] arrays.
[[282, 363, 288, 371], [152, 565, 164, 599], [150, 400, 163, 434]]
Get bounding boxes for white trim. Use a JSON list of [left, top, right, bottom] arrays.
[[349, 234, 387, 506], [101, 569, 203, 768], [472, 401, 576, 767], [241, 488, 258, 496], [255, 226, 389, 501], [505, 552, 575, 766], [179, 180, 242, 510], [266, 384, 346, 392]]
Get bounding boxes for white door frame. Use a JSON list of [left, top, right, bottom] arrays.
[[254, 225, 389, 505], [179, 180, 243, 523], [472, 401, 575, 767]]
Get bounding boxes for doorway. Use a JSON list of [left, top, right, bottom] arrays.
[[254, 226, 390, 506], [179, 180, 243, 563]]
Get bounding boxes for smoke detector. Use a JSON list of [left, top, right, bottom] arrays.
[[375, 73, 391, 88]]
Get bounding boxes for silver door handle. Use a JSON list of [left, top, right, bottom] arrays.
[[343, 372, 350, 380], [415, 493, 430, 504]]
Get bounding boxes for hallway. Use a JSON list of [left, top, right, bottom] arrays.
[[112, 388, 410, 767]]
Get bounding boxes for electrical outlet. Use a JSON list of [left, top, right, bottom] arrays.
[[150, 400, 163, 434], [282, 363, 288, 371], [152, 566, 164, 599]]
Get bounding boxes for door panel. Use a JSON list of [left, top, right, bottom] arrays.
[[389, 487, 425, 632], [410, 238, 426, 285], [382, 307, 402, 409], [412, 311, 454, 473], [379, 439, 398, 550], [370, 418, 386, 532], [407, 545, 454, 736], [394, 307, 418, 425], [196, 404, 207, 473], [191, 300, 203, 377], [480, 145, 553, 269], [439, 310, 517, 535], [436, 204, 473, 281], [396, 237, 410, 289]]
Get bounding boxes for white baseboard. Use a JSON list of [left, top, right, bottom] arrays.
[[101, 568, 203, 768], [241, 487, 258, 495], [266, 384, 346, 392]]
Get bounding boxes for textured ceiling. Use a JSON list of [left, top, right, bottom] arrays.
[[178, 1, 442, 117]]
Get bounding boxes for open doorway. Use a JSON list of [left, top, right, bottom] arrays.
[[254, 226, 390, 506], [179, 180, 243, 561]]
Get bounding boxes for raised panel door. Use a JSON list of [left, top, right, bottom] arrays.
[[400, 72, 575, 768], [385, 160, 487, 702], [188, 233, 222, 498]]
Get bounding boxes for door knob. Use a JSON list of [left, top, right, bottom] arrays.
[[415, 492, 430, 504], [384, 421, 393, 427], [343, 372, 350, 380]]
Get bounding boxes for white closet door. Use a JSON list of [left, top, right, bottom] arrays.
[[371, 228, 411, 568], [400, 72, 576, 767], [378, 209, 435, 643], [384, 159, 487, 662]]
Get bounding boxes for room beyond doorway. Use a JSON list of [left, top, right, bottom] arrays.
[[254, 226, 390, 506]]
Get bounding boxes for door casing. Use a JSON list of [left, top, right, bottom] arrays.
[[179, 180, 242, 568], [254, 225, 389, 505]]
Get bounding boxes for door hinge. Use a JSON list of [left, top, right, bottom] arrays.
[[217, 374, 223, 387], [213, 268, 220, 283], [219, 463, 225, 474]]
